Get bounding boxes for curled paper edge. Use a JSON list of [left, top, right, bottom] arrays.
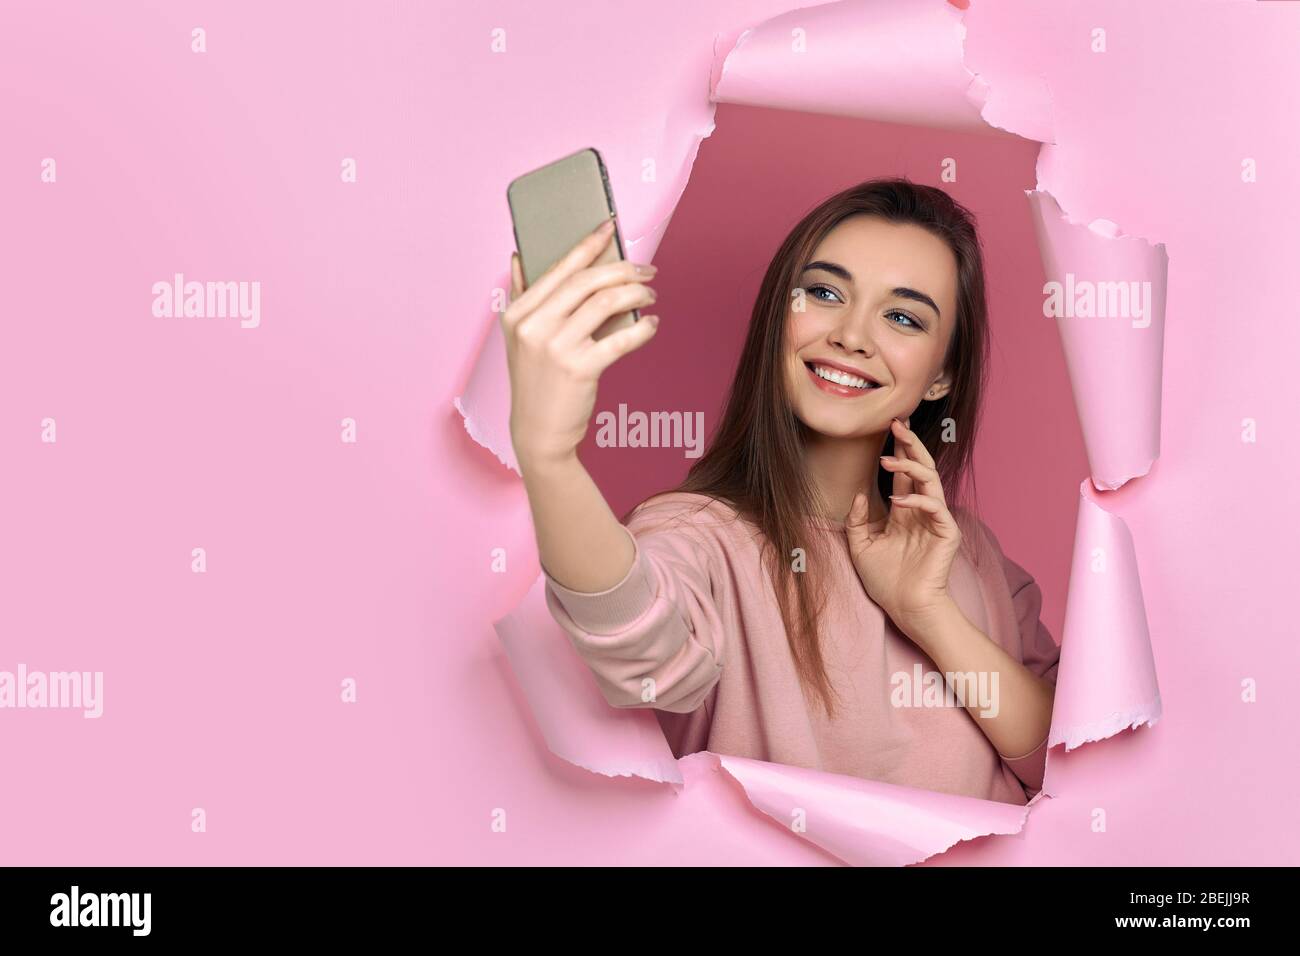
[[1048, 480, 1163, 753], [452, 391, 515, 475], [710, 0, 1055, 142], [1023, 189, 1168, 492], [494, 575, 685, 786], [954, 9, 1056, 145], [713, 753, 1032, 868]]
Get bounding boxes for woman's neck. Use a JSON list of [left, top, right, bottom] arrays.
[[802, 430, 891, 524]]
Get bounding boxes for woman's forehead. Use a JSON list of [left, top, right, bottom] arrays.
[[811, 217, 955, 282]]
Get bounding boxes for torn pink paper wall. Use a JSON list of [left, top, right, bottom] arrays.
[[3, 0, 1293, 871], [1025, 192, 1167, 491], [459, 0, 1165, 866], [497, 575, 684, 785], [1051, 482, 1161, 753], [709, 0, 1054, 143]]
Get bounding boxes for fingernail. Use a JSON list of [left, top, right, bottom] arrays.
[[645, 314, 659, 327], [881, 455, 895, 462], [595, 219, 615, 236], [634, 263, 657, 276]]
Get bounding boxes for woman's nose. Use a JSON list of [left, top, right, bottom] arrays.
[[832, 312, 876, 356]]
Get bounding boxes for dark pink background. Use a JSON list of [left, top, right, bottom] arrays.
[[588, 102, 1082, 649]]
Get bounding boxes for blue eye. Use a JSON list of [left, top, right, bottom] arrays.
[[802, 287, 925, 330], [806, 284, 841, 303]]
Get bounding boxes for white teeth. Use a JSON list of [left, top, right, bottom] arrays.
[[812, 364, 873, 389]]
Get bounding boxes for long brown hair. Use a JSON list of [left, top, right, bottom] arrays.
[[629, 178, 991, 719]]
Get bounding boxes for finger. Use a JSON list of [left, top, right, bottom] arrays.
[[522, 259, 652, 345], [846, 491, 880, 545], [879, 455, 945, 502], [561, 280, 657, 347], [553, 261, 655, 344], [509, 252, 524, 303], [845, 489, 871, 530], [503, 219, 614, 330], [892, 416, 937, 470], [578, 312, 660, 374], [887, 494, 960, 537], [890, 419, 914, 500]]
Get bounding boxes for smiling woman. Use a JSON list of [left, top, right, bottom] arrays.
[[516, 178, 1059, 806], [786, 216, 960, 523]]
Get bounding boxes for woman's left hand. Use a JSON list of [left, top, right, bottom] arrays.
[[845, 417, 962, 636]]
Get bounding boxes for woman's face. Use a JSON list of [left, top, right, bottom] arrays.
[[785, 215, 959, 439]]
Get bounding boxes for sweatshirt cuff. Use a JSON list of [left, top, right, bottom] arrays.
[[542, 526, 658, 636], [998, 733, 1049, 791]]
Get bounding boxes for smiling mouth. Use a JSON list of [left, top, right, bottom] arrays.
[[804, 361, 882, 395]]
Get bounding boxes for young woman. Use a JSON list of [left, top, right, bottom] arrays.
[[502, 178, 1059, 806]]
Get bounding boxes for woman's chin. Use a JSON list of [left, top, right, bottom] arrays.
[[800, 415, 888, 440]]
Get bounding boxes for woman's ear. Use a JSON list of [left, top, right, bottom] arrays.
[[924, 370, 953, 402]]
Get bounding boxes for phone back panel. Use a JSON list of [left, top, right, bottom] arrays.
[[506, 147, 638, 339]]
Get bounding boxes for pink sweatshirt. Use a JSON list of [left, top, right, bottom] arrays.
[[542, 491, 1060, 805]]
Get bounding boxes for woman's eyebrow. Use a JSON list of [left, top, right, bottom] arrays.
[[800, 261, 942, 319], [802, 260, 854, 283]]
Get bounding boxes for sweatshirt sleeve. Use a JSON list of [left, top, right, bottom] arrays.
[[541, 503, 728, 715], [969, 520, 1061, 797]]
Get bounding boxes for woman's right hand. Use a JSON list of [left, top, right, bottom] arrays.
[[502, 218, 660, 471]]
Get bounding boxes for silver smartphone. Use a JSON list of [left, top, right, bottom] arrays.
[[506, 147, 639, 341]]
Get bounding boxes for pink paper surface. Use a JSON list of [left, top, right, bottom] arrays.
[[497, 576, 684, 785], [3, 0, 1296, 866]]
